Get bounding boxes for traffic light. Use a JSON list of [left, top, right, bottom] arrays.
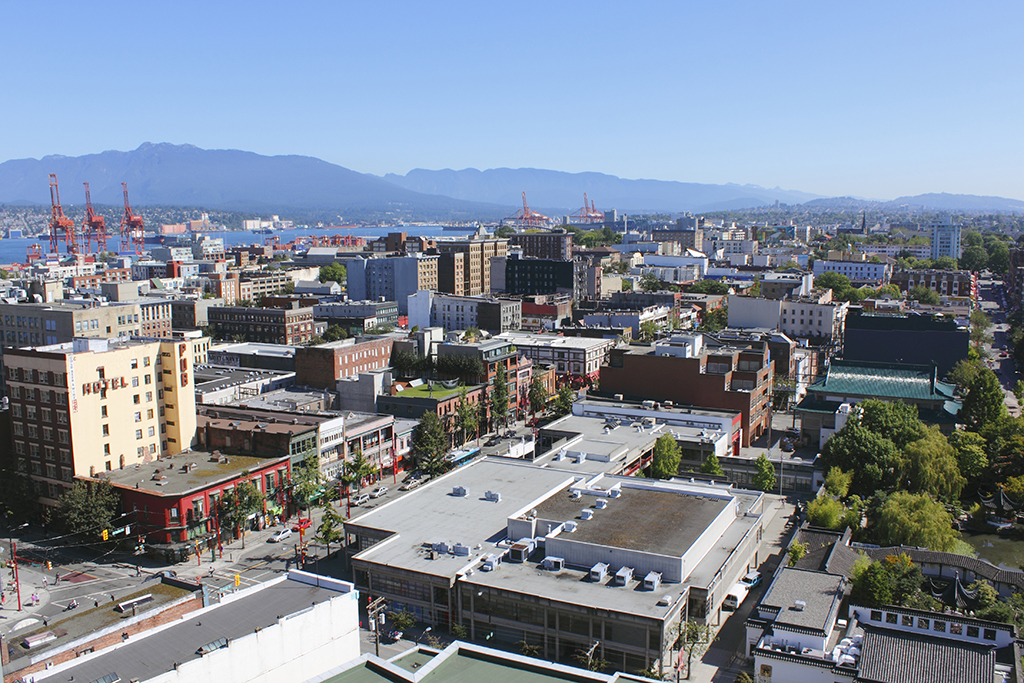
[[234, 574, 240, 587], [46, 561, 52, 571], [102, 529, 109, 541]]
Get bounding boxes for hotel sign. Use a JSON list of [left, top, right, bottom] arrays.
[[81, 377, 128, 394]]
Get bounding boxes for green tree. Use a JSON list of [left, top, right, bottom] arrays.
[[871, 491, 960, 551], [820, 423, 904, 496], [322, 324, 348, 342], [292, 450, 324, 510], [52, 480, 119, 535], [902, 427, 966, 501], [970, 309, 994, 348], [814, 271, 852, 293], [490, 363, 510, 429], [639, 319, 659, 341], [318, 262, 347, 284], [850, 560, 893, 607], [700, 452, 725, 477], [342, 449, 377, 498], [959, 245, 989, 272], [947, 358, 985, 395], [455, 386, 478, 445], [908, 285, 940, 305], [859, 399, 925, 448], [674, 620, 714, 680], [219, 479, 264, 549], [807, 495, 845, 529], [987, 243, 1010, 275], [315, 506, 345, 556], [824, 467, 853, 498], [650, 434, 682, 479], [687, 279, 730, 295], [553, 385, 575, 417], [948, 430, 988, 482], [639, 272, 662, 292], [528, 377, 548, 416], [495, 226, 516, 239], [700, 306, 728, 332], [1014, 381, 1024, 402], [1003, 475, 1024, 503], [752, 453, 776, 492], [410, 411, 448, 477], [934, 255, 959, 270], [787, 540, 809, 566], [389, 610, 416, 631], [960, 369, 1007, 431]]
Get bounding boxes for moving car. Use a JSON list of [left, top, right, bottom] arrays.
[[371, 486, 389, 499], [353, 493, 371, 506], [269, 528, 292, 543], [399, 478, 422, 491]]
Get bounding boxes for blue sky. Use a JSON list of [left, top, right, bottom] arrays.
[[1, 1, 1022, 200]]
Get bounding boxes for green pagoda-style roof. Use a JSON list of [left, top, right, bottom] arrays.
[[809, 360, 956, 402]]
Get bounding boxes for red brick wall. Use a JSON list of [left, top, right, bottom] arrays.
[[3, 592, 202, 683], [294, 338, 394, 389]]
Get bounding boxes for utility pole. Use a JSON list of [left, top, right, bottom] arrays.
[[11, 542, 21, 611], [367, 596, 388, 658]]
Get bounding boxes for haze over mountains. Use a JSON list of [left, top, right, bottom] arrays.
[[0, 143, 1021, 216]]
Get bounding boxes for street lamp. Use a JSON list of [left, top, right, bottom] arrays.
[[419, 626, 433, 644]]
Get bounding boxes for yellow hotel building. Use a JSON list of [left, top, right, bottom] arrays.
[[6, 337, 198, 506]]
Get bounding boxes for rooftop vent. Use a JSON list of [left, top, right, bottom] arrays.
[[481, 555, 500, 572], [570, 489, 582, 499], [615, 566, 634, 586], [596, 499, 608, 510], [452, 543, 470, 556], [608, 488, 622, 498], [581, 509, 594, 521], [793, 600, 806, 612], [432, 541, 449, 554], [644, 571, 662, 591], [564, 521, 578, 532], [589, 562, 609, 582]]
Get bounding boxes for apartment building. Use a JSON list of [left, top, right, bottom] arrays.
[[208, 305, 316, 345], [890, 268, 976, 299], [502, 255, 588, 301], [435, 235, 507, 296], [651, 228, 704, 252], [407, 291, 522, 334], [812, 251, 892, 284], [600, 333, 774, 447], [294, 336, 395, 388], [313, 300, 400, 328], [496, 332, 614, 382], [929, 218, 963, 260], [69, 268, 133, 290], [5, 337, 197, 506], [347, 254, 439, 314], [509, 230, 573, 260]]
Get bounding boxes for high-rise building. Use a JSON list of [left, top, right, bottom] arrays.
[[6, 337, 198, 506], [509, 230, 573, 261], [929, 218, 963, 261]]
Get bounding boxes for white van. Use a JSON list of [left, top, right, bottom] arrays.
[[723, 583, 749, 610]]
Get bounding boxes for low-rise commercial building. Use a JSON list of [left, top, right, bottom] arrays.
[[408, 291, 522, 334], [812, 252, 892, 285], [509, 229, 574, 260], [890, 268, 976, 300], [345, 457, 768, 674], [208, 305, 316, 345], [497, 332, 614, 384], [294, 336, 395, 388]]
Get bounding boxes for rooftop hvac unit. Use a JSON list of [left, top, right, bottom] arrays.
[[542, 556, 565, 571], [608, 488, 622, 498], [581, 509, 594, 521], [484, 490, 502, 502], [564, 521, 578, 532], [793, 600, 806, 611], [570, 490, 582, 499], [452, 485, 469, 497], [453, 543, 471, 556], [432, 541, 449, 554], [590, 562, 609, 582], [615, 566, 634, 586], [482, 555, 500, 572], [595, 499, 608, 509], [644, 571, 662, 591]]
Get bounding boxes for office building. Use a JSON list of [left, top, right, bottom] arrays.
[[509, 229, 574, 260], [435, 234, 507, 296], [208, 305, 316, 345], [890, 268, 976, 299], [929, 218, 963, 260], [347, 254, 439, 314], [294, 336, 395, 389], [502, 255, 588, 301], [844, 309, 969, 376]]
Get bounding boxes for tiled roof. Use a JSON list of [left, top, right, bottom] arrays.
[[863, 546, 1024, 592], [809, 360, 956, 402], [857, 627, 995, 683]]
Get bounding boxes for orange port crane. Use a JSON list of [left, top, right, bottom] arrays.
[[48, 173, 77, 254], [571, 192, 605, 224], [81, 182, 107, 253], [504, 191, 549, 228], [120, 182, 145, 254]]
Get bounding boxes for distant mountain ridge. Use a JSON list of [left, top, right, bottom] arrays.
[[384, 167, 823, 214], [0, 144, 1021, 216], [0, 143, 504, 218]]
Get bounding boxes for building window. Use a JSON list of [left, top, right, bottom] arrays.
[[967, 626, 979, 638], [102, 424, 109, 436], [136, 429, 143, 439], [134, 412, 142, 422], [983, 629, 996, 641]]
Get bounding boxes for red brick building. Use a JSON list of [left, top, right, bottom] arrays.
[[103, 451, 291, 563], [599, 333, 773, 447], [294, 337, 395, 389]]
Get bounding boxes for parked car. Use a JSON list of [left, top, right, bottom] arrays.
[[399, 478, 422, 491], [723, 583, 749, 610], [371, 486, 389, 499], [485, 437, 500, 447], [269, 528, 292, 543], [353, 493, 371, 506], [741, 570, 762, 589], [292, 518, 312, 532]]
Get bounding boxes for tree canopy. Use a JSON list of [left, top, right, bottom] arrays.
[[650, 434, 682, 479], [700, 452, 725, 477], [752, 453, 776, 492], [410, 411, 448, 477], [960, 369, 1007, 431], [687, 279, 729, 295], [870, 491, 960, 552], [318, 262, 346, 284], [52, 480, 119, 535]]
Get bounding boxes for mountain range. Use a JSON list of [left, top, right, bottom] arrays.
[[0, 143, 1021, 217]]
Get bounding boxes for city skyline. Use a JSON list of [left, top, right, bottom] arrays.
[[1, 2, 1022, 201]]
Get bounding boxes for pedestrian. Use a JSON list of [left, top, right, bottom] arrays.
[[135, 565, 141, 577], [54, 572, 60, 585], [42, 577, 47, 588]]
